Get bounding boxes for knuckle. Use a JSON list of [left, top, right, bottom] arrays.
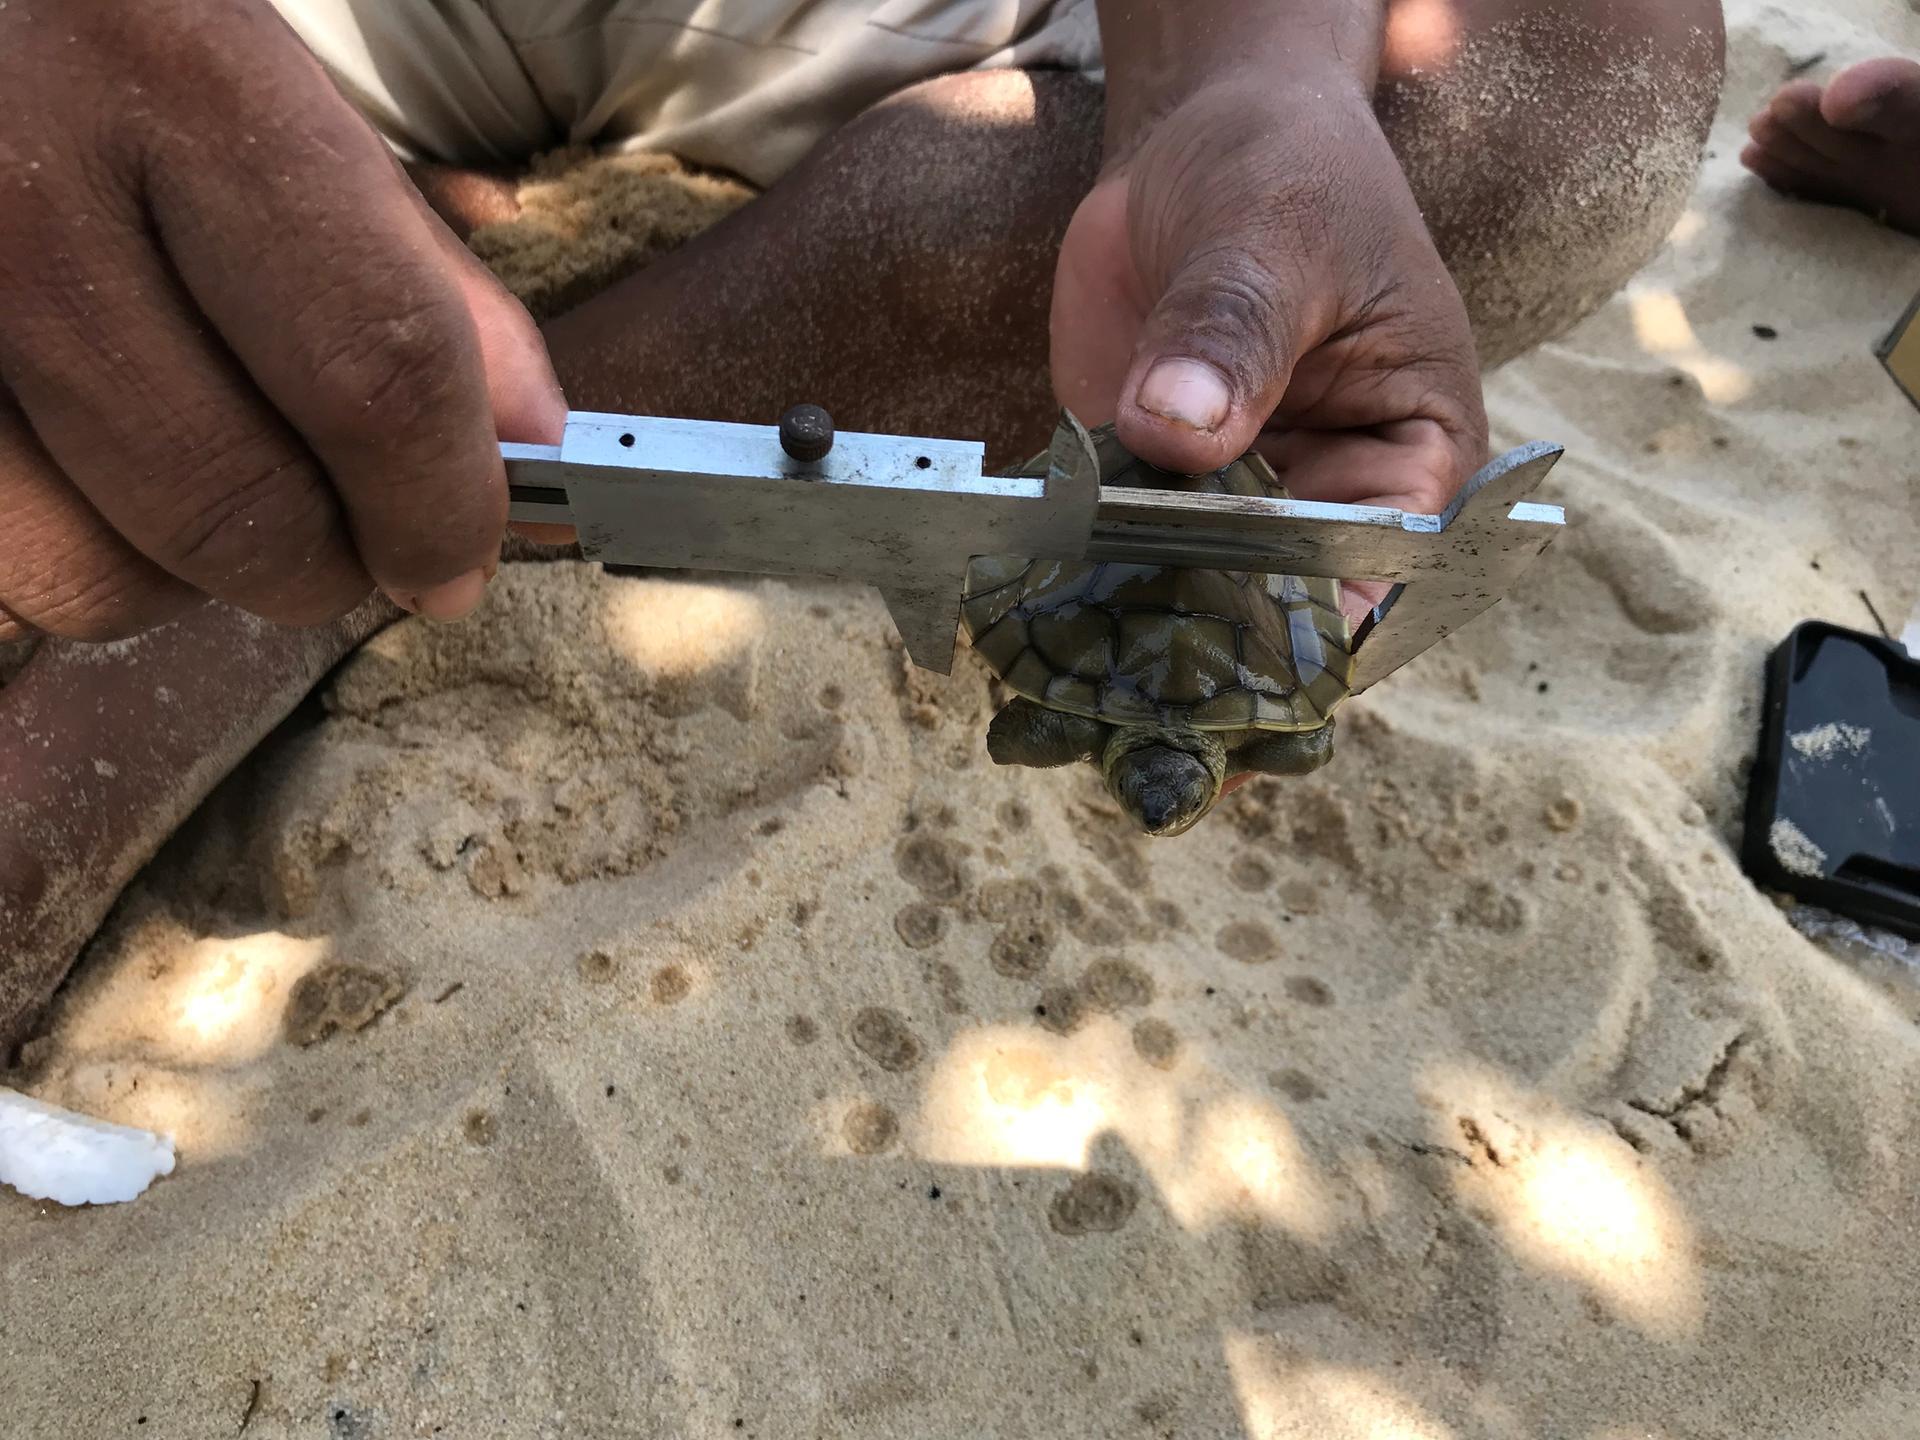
[[152, 432, 358, 608], [18, 564, 184, 642], [299, 287, 477, 436]]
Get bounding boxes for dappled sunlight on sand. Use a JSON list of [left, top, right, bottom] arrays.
[[1628, 287, 1753, 403], [911, 1019, 1332, 1237], [1427, 1065, 1704, 1341], [1666, 208, 1709, 249], [1164, 1094, 1330, 1233], [601, 579, 766, 678], [1227, 1337, 1459, 1440], [42, 1063, 250, 1164], [12, 929, 333, 1166], [57, 930, 330, 1069], [914, 1025, 1131, 1170]]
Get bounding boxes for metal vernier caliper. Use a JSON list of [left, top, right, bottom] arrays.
[[504, 405, 1565, 691]]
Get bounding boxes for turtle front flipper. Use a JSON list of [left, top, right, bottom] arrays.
[[1102, 728, 1229, 838], [1231, 722, 1336, 778], [986, 698, 1108, 769]]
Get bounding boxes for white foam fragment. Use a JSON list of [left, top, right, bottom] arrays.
[[0, 1086, 176, 1206]]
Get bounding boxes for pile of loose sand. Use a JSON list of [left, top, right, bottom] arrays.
[[4, 2, 1919, 1436]]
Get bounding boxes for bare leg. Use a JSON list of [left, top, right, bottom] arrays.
[[1743, 58, 1920, 236], [405, 160, 523, 240], [540, 73, 1103, 471], [0, 0, 1724, 1049], [546, 0, 1724, 448], [1377, 0, 1725, 367]]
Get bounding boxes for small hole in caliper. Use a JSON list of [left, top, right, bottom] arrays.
[[915, 456, 932, 469], [619, 433, 636, 448]]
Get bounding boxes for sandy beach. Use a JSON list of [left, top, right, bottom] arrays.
[[3, 1, 1919, 1436]]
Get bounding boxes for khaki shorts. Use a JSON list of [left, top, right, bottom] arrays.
[[270, 0, 1101, 186]]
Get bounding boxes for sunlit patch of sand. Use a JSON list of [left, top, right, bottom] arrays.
[[39, 1063, 250, 1164], [58, 930, 330, 1069], [1425, 1065, 1704, 1340], [1226, 1337, 1460, 1440], [601, 580, 766, 678], [1666, 208, 1708, 248], [1628, 287, 1752, 403], [909, 1020, 1331, 1237]]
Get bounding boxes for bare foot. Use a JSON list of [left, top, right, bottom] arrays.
[[1742, 57, 1920, 234]]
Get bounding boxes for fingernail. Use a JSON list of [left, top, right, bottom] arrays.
[[1137, 359, 1233, 431], [410, 568, 490, 623]]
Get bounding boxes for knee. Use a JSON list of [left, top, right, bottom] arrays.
[[1382, 0, 1727, 365], [1387, 0, 1724, 91]]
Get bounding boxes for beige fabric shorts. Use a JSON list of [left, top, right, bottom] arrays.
[[270, 0, 1101, 186]]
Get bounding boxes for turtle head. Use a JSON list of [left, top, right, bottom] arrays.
[[1101, 728, 1229, 838]]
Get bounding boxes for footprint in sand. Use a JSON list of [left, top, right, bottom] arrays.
[[1283, 976, 1334, 1008], [576, 949, 618, 984], [895, 833, 968, 903], [894, 902, 947, 949], [989, 921, 1057, 979], [649, 965, 692, 1005], [1567, 503, 1714, 638], [1131, 1018, 1182, 1070], [1270, 1069, 1324, 1102], [1033, 984, 1088, 1036], [1216, 920, 1279, 964], [1049, 1172, 1140, 1236], [1078, 958, 1155, 1013], [850, 1007, 922, 1072], [842, 1101, 900, 1156], [283, 963, 405, 1047]]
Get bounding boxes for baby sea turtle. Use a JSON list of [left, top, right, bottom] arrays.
[[961, 417, 1354, 837]]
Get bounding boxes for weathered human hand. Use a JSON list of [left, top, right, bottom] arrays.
[[1051, 77, 1488, 614], [0, 0, 565, 642]]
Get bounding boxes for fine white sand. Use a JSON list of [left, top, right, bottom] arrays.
[[4, 2, 1919, 1436]]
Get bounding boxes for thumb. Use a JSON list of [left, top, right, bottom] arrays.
[[439, 239, 568, 447], [433, 229, 572, 543], [1116, 242, 1316, 476]]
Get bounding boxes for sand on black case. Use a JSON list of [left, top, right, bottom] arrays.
[[1741, 621, 1920, 938]]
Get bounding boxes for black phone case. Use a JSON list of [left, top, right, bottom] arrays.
[[1740, 621, 1920, 939]]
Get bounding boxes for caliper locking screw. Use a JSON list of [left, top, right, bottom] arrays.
[[778, 404, 835, 463]]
